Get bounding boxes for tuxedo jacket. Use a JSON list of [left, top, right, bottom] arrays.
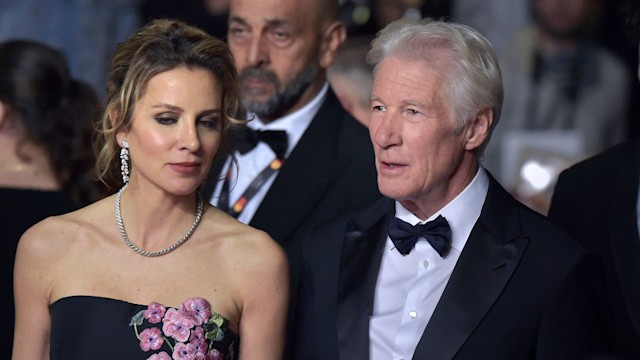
[[549, 140, 640, 358], [201, 88, 380, 357], [295, 174, 609, 360]]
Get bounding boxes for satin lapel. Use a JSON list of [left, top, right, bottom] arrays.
[[250, 91, 350, 244], [608, 143, 640, 335], [337, 198, 394, 360], [414, 177, 529, 359]]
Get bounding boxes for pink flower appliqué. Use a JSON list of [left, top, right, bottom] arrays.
[[132, 298, 232, 360], [179, 298, 212, 326], [147, 351, 171, 360], [189, 327, 209, 357], [144, 302, 167, 324], [189, 326, 205, 345], [206, 349, 222, 360], [173, 342, 203, 360], [162, 308, 196, 342], [139, 327, 164, 352]]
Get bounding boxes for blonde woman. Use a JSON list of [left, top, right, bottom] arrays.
[[13, 19, 288, 360]]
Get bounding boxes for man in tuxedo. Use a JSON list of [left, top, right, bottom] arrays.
[[295, 17, 609, 359], [201, 0, 379, 356], [204, 0, 378, 257], [547, 2, 640, 357], [549, 140, 640, 358]]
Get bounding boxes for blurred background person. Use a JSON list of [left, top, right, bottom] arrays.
[[0, 39, 105, 355], [327, 0, 454, 127], [339, 0, 451, 36], [140, 0, 230, 40], [0, 0, 142, 98], [452, 0, 530, 61], [482, 0, 631, 214], [327, 34, 375, 126]]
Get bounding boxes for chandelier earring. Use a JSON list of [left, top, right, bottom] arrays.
[[120, 140, 130, 184]]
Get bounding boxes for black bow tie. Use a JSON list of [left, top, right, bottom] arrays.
[[230, 128, 288, 159], [388, 215, 452, 257]]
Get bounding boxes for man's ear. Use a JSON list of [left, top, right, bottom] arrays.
[[319, 21, 347, 69], [464, 107, 493, 151]]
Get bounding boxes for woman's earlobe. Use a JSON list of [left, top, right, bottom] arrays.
[[116, 134, 127, 147]]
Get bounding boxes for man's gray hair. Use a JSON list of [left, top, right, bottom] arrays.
[[367, 18, 503, 136]]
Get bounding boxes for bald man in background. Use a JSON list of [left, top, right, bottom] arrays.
[[201, 0, 380, 357]]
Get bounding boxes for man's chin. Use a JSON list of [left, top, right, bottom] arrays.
[[243, 82, 276, 98], [242, 85, 273, 97], [242, 97, 280, 119], [243, 98, 270, 110]]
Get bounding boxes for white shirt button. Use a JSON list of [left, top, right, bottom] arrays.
[[423, 259, 429, 269], [409, 310, 418, 318]]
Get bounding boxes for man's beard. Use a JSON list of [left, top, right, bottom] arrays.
[[238, 64, 318, 119]]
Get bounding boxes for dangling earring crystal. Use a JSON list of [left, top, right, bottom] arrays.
[[120, 140, 130, 184]]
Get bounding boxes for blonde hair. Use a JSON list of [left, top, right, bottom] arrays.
[[95, 19, 245, 190]]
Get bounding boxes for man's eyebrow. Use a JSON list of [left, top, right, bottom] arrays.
[[403, 99, 427, 107], [229, 16, 248, 26], [228, 16, 291, 28], [264, 18, 291, 27]]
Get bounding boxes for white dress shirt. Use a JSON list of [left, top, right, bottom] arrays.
[[370, 167, 489, 360], [209, 83, 329, 224]]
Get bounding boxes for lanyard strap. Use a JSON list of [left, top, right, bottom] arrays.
[[218, 157, 285, 218]]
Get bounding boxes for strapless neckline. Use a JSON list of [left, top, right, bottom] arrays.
[[49, 295, 239, 359], [52, 295, 233, 317]]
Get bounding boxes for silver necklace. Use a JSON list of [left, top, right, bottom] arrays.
[[115, 184, 204, 257]]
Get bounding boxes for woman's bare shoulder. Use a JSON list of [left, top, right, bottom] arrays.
[[17, 195, 114, 258], [199, 206, 288, 272], [198, 209, 288, 322]]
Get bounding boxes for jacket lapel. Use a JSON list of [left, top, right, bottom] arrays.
[[336, 198, 394, 360], [414, 177, 529, 359], [608, 142, 640, 335], [250, 91, 352, 244]]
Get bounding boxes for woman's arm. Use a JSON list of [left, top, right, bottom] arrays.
[[237, 232, 289, 360], [12, 222, 57, 360]]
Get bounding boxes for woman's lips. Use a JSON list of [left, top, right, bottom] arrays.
[[169, 162, 201, 174]]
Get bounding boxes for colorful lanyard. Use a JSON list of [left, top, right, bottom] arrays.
[[217, 157, 285, 218]]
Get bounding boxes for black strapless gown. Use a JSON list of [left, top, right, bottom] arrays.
[[50, 296, 239, 360], [1, 188, 76, 355]]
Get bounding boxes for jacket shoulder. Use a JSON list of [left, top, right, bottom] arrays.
[[560, 140, 639, 180]]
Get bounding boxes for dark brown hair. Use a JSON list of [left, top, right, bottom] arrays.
[[0, 40, 104, 204]]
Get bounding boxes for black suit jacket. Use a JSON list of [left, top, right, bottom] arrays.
[[203, 89, 379, 243], [202, 88, 380, 357], [549, 140, 640, 358], [296, 174, 609, 359]]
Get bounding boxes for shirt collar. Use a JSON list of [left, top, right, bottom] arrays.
[[395, 167, 489, 252], [247, 83, 329, 157]]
